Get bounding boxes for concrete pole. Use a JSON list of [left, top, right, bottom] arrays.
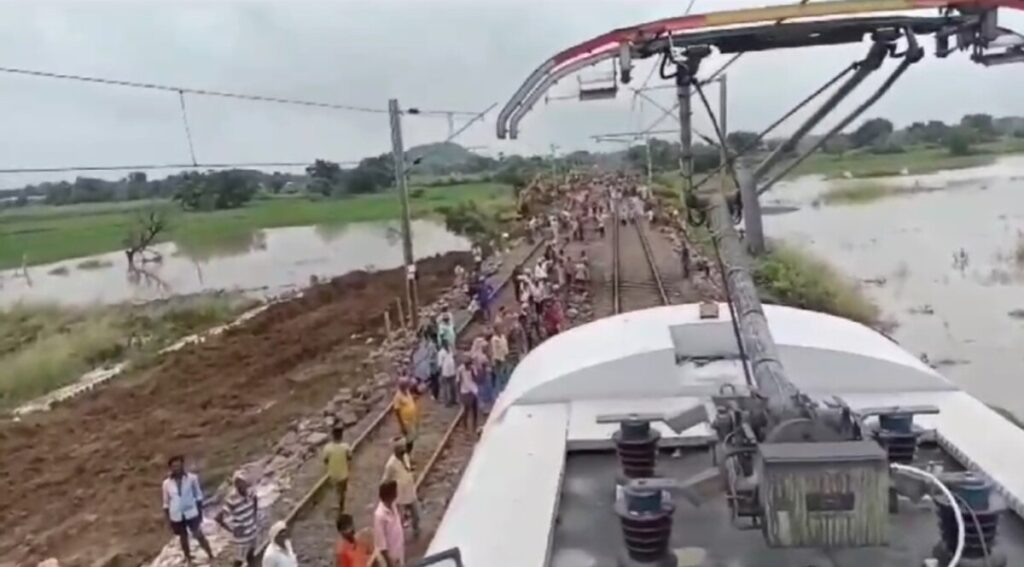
[[717, 74, 728, 194], [737, 162, 765, 254], [676, 64, 693, 196], [388, 99, 418, 330], [645, 137, 653, 187]]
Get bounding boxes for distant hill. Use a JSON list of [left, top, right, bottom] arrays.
[[407, 142, 480, 166]]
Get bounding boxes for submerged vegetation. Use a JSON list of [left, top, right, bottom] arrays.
[[0, 293, 256, 408], [754, 242, 881, 329], [819, 182, 890, 205]]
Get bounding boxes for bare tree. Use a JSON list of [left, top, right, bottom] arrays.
[[124, 208, 169, 268]]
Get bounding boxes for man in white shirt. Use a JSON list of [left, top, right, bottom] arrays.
[[262, 521, 297, 567], [437, 344, 457, 408], [162, 455, 214, 565]]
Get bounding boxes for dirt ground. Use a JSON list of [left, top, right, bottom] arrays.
[[0, 252, 469, 567]]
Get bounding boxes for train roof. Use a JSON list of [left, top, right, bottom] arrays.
[[427, 303, 1024, 566]]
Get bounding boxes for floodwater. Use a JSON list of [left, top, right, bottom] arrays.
[[765, 155, 1024, 418], [0, 219, 469, 306]]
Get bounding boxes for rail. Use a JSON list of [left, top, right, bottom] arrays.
[[256, 239, 545, 557], [613, 205, 670, 314], [634, 219, 670, 306]]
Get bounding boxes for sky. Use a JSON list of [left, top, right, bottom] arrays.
[[1, 0, 1024, 187]]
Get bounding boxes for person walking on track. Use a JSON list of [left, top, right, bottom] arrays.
[[162, 455, 214, 566], [262, 521, 298, 567], [437, 342, 457, 407], [336, 513, 370, 567], [458, 359, 479, 432], [392, 378, 419, 454], [374, 480, 406, 567], [216, 471, 259, 567], [322, 425, 352, 513], [381, 438, 421, 538]]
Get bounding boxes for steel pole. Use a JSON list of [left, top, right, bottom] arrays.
[[645, 137, 653, 186], [388, 99, 417, 329]]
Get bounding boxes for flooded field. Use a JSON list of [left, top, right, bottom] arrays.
[[766, 155, 1024, 418], [0, 219, 468, 306]]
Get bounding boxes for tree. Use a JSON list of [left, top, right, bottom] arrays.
[[123, 207, 169, 266], [850, 118, 894, 148], [306, 159, 343, 196], [172, 171, 256, 211], [945, 127, 974, 156], [726, 131, 761, 152]]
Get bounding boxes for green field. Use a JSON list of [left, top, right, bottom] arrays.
[[791, 138, 1024, 179], [0, 182, 513, 270]]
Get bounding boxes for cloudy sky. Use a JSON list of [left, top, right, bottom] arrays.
[[2, 0, 1023, 186]]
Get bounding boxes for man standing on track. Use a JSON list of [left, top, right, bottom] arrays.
[[374, 480, 406, 567], [323, 425, 352, 513], [216, 471, 259, 567], [457, 358, 479, 433], [490, 327, 510, 393], [162, 455, 214, 566], [336, 513, 370, 567], [381, 439, 421, 538], [392, 379, 419, 454]]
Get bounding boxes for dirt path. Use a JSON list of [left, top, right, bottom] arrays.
[[0, 252, 469, 567]]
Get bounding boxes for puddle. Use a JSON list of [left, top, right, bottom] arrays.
[[766, 155, 1024, 418], [0, 219, 468, 306]]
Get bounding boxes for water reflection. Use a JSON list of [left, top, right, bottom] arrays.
[[0, 219, 468, 306], [767, 155, 1024, 418], [174, 229, 268, 261]]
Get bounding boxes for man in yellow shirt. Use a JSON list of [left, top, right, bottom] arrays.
[[322, 426, 352, 513], [392, 379, 419, 454]]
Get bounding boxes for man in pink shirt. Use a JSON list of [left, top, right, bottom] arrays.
[[373, 480, 405, 567]]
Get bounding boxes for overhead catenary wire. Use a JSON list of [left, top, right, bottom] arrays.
[[0, 65, 480, 116], [177, 91, 199, 166], [0, 160, 359, 175]]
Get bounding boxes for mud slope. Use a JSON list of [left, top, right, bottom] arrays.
[[0, 252, 469, 566]]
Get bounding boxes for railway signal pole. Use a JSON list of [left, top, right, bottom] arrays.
[[388, 99, 418, 330]]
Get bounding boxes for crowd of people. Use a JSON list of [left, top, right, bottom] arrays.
[[160, 172, 674, 567]]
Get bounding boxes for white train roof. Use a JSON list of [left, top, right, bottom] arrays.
[[428, 304, 1024, 567]]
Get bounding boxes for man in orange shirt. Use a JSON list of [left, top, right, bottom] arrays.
[[336, 513, 369, 567]]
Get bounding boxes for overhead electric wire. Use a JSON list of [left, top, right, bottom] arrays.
[[0, 65, 479, 116], [0, 160, 358, 175], [177, 91, 199, 166], [688, 60, 858, 193]]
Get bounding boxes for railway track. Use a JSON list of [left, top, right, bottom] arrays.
[[281, 241, 543, 566], [612, 210, 671, 314]]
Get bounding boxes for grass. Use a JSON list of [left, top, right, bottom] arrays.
[[819, 182, 890, 205], [0, 182, 513, 270], [754, 241, 881, 329], [0, 293, 257, 408], [792, 138, 1024, 179]]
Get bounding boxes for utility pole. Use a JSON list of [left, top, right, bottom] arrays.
[[645, 137, 653, 187], [717, 74, 728, 194], [550, 143, 559, 179], [676, 63, 693, 196], [388, 99, 418, 330]]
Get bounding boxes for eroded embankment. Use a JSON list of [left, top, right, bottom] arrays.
[[0, 251, 469, 566]]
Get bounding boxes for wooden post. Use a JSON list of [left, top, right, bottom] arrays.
[[396, 298, 405, 330], [700, 190, 800, 420], [384, 310, 392, 336]]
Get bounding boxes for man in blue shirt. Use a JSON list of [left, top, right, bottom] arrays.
[[162, 455, 214, 565]]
